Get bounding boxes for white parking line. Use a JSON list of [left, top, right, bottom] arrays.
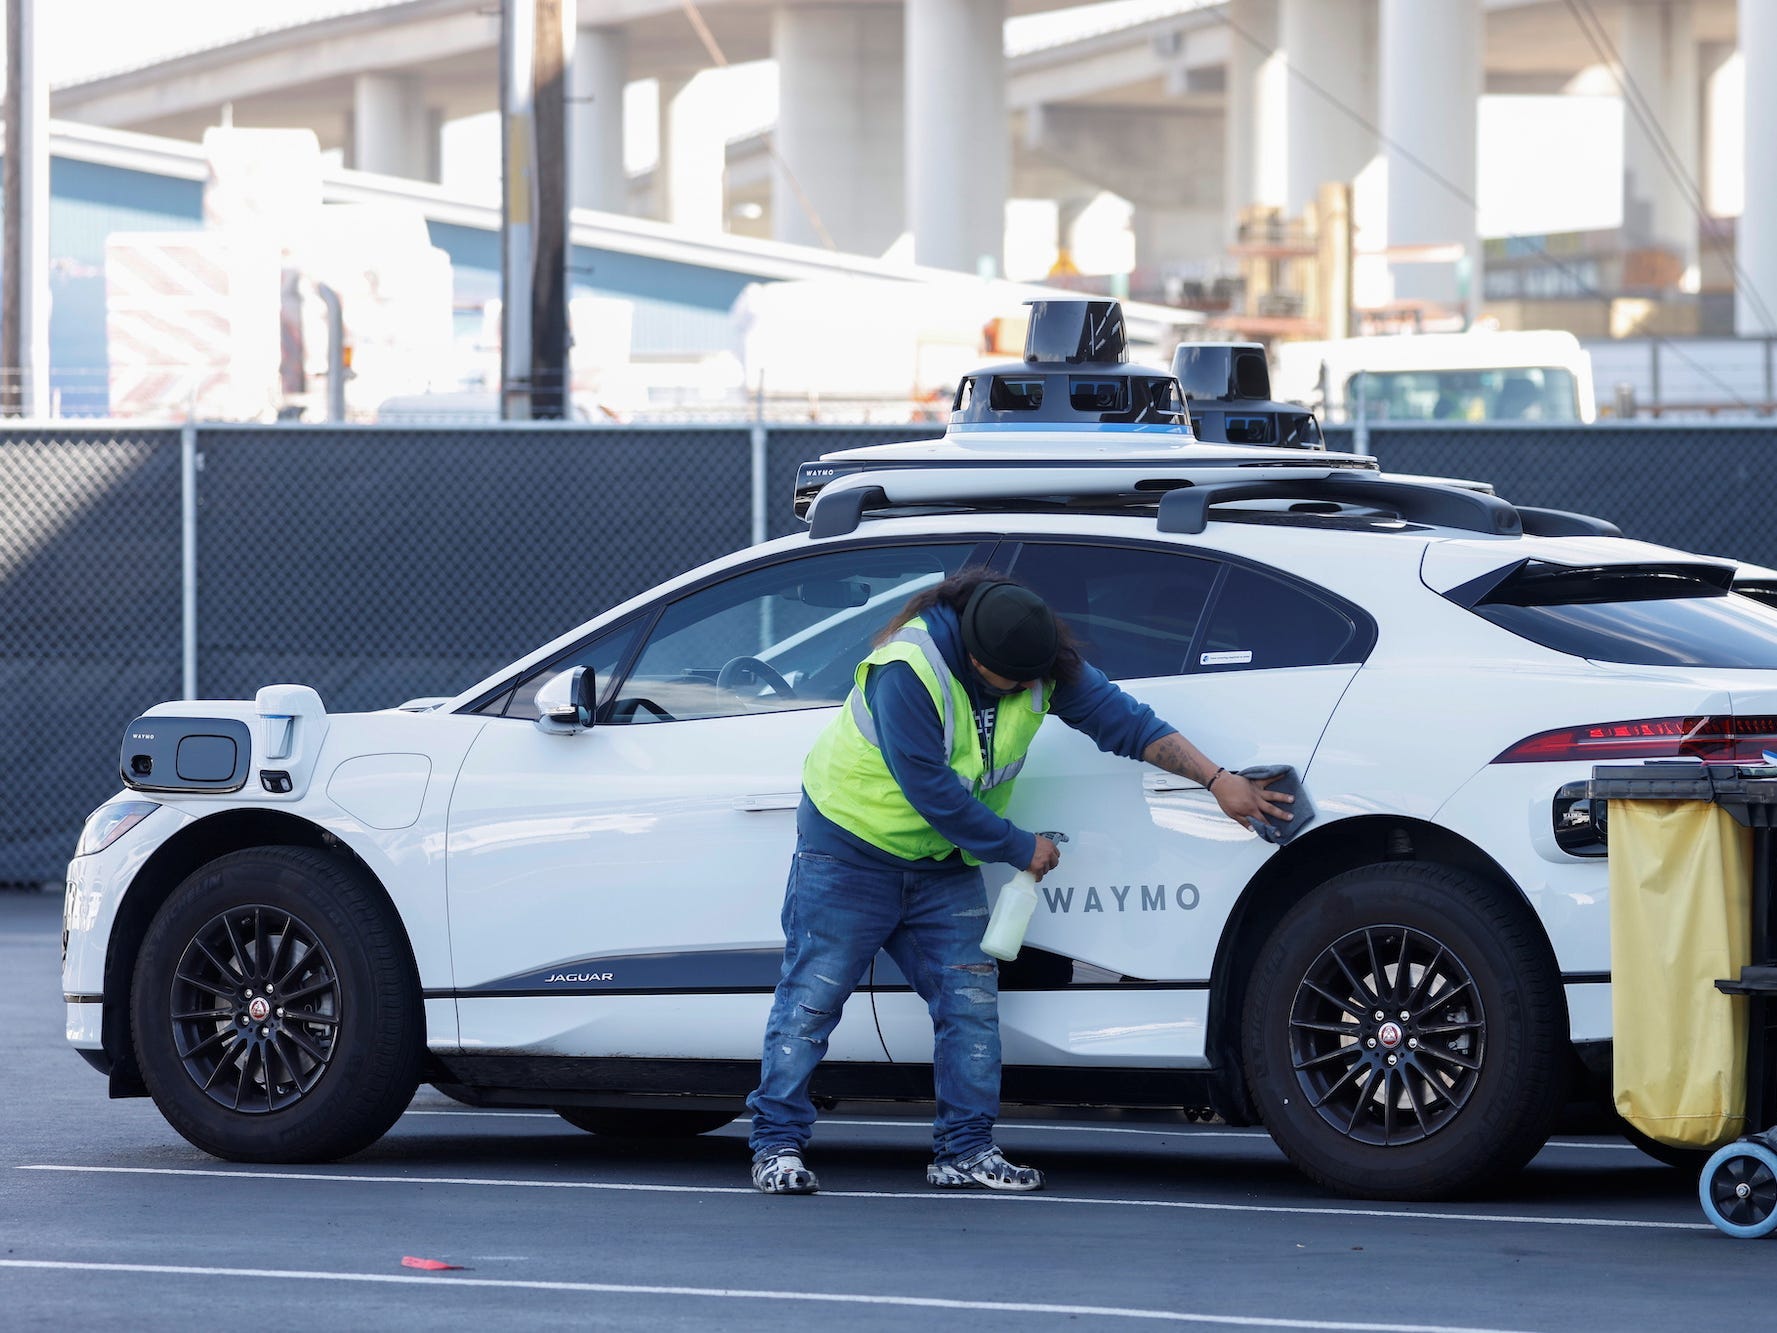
[[0, 1258, 1546, 1332], [17, 1165, 1707, 1231], [401, 1108, 1640, 1152]]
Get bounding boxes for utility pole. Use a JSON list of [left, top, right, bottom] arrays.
[[500, 0, 573, 420], [2, 0, 48, 417]]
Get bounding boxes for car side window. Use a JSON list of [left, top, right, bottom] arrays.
[[607, 543, 983, 724], [1195, 564, 1362, 672], [496, 617, 645, 720], [1005, 542, 1218, 680]]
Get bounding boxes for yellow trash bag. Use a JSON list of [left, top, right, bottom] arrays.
[[1610, 798, 1752, 1149]]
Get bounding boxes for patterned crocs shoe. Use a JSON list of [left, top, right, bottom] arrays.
[[926, 1145, 1045, 1192], [751, 1149, 819, 1195]]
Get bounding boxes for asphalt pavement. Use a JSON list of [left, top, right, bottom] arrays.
[[1, 887, 1769, 1331]]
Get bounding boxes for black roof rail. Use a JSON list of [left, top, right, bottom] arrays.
[[806, 471, 1539, 541], [1156, 476, 1522, 537], [1515, 506, 1622, 538], [808, 484, 888, 539]]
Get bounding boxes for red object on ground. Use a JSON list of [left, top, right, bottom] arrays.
[[400, 1256, 465, 1271]]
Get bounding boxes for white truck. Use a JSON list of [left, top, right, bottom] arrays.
[[1272, 330, 1597, 425]]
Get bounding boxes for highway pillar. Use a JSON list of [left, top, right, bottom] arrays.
[[656, 73, 726, 234], [906, 0, 1005, 274], [352, 72, 435, 180], [572, 25, 628, 213], [772, 3, 904, 255], [1738, 0, 1777, 335], [1280, 0, 1375, 219], [1380, 0, 1481, 321], [1223, 0, 1286, 246], [1618, 0, 1699, 291]]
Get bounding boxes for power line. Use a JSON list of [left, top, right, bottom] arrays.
[[1220, 8, 1753, 410], [1564, 0, 1776, 334]]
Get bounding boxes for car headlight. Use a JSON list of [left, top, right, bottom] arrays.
[[76, 800, 159, 857]]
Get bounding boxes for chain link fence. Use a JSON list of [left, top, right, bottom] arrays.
[[1324, 422, 1777, 567], [5, 418, 1777, 885], [0, 427, 185, 882]]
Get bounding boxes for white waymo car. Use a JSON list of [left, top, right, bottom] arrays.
[[63, 410, 1777, 1201]]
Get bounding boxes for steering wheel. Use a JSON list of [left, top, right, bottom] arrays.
[[717, 655, 796, 700]]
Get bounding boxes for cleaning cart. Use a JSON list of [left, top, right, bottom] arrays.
[[1585, 763, 1777, 1238]]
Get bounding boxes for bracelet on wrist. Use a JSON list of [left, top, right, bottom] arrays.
[[1206, 766, 1227, 790]]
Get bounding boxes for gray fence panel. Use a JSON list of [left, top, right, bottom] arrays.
[[193, 425, 754, 714], [1326, 422, 1777, 568], [0, 428, 184, 882]]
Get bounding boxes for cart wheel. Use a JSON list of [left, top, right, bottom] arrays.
[[1699, 1141, 1777, 1238]]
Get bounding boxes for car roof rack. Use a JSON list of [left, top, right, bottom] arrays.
[[802, 463, 1628, 544], [794, 451, 1378, 520], [1515, 507, 1622, 538], [805, 462, 1367, 538], [1155, 476, 1522, 537]]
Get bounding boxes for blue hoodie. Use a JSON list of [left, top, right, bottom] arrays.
[[798, 601, 1178, 871]]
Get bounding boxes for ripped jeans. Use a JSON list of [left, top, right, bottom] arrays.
[[747, 841, 1000, 1164]]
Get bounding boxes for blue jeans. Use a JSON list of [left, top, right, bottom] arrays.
[[747, 842, 1001, 1164]]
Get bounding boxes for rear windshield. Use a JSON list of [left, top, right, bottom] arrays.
[[1468, 565, 1777, 667]]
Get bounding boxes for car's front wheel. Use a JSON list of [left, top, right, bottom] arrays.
[[1241, 861, 1565, 1200], [132, 846, 422, 1162]]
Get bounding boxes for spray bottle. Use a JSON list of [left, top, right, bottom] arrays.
[[981, 832, 1066, 961]]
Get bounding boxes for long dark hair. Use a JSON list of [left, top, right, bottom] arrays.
[[875, 566, 1083, 684]]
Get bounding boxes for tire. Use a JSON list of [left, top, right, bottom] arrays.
[[554, 1106, 741, 1138], [429, 1081, 485, 1108], [1241, 861, 1565, 1200], [131, 846, 422, 1162], [1619, 1120, 1711, 1171]]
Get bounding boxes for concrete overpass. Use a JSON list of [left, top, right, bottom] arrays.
[[52, 0, 1083, 280], [49, 0, 1777, 334]]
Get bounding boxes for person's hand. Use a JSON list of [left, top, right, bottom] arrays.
[[1212, 771, 1293, 828], [1026, 834, 1061, 880]]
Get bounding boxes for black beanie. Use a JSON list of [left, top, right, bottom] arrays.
[[960, 581, 1059, 682]]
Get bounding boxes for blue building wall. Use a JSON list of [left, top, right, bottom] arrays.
[[47, 158, 205, 415], [33, 156, 760, 414], [426, 220, 754, 359]]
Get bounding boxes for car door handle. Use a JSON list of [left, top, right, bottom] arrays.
[[734, 792, 801, 812], [1144, 773, 1203, 793]]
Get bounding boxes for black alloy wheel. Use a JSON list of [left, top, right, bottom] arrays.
[[168, 904, 341, 1114], [1286, 923, 1485, 1147], [1242, 861, 1566, 1200], [133, 846, 422, 1162]]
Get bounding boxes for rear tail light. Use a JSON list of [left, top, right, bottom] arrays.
[[1494, 715, 1777, 764]]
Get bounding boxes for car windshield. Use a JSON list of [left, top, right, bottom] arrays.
[[1467, 564, 1777, 667], [1345, 368, 1578, 422], [609, 545, 979, 723]]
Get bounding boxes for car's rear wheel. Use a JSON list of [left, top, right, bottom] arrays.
[[1241, 861, 1565, 1200], [132, 846, 422, 1162], [554, 1106, 740, 1138]]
